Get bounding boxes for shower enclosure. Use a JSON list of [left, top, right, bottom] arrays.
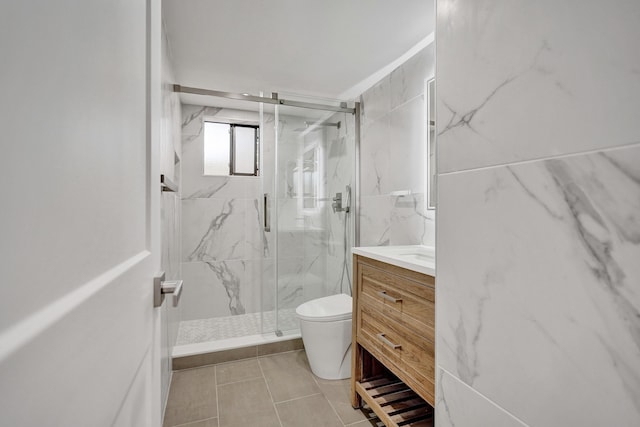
[[174, 90, 357, 355]]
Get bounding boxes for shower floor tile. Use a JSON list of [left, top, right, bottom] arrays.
[[176, 309, 299, 345]]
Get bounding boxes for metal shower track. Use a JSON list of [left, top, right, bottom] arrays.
[[173, 84, 356, 114]]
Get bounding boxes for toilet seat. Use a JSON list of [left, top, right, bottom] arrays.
[[295, 293, 352, 322]]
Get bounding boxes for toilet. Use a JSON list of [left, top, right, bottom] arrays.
[[296, 293, 353, 380]]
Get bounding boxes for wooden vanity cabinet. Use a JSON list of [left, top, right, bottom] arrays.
[[351, 254, 435, 426]]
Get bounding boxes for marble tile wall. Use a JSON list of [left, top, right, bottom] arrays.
[[272, 112, 355, 312], [436, 0, 640, 425], [359, 44, 436, 247], [323, 112, 355, 297], [180, 105, 265, 321], [179, 104, 354, 330], [271, 115, 313, 313]]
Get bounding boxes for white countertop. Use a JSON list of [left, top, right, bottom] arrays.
[[352, 245, 435, 277]]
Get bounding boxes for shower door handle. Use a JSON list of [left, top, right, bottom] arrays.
[[263, 193, 270, 232]]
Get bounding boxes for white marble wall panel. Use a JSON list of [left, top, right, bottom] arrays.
[[275, 257, 305, 310], [437, 1, 640, 424], [389, 193, 431, 245], [181, 105, 258, 199], [183, 175, 248, 201], [437, 145, 640, 426], [359, 196, 393, 247], [182, 198, 246, 262], [180, 104, 267, 322], [390, 44, 435, 109], [256, 258, 275, 314], [322, 111, 354, 298], [360, 77, 390, 127], [359, 45, 436, 248], [437, 0, 640, 174], [277, 229, 305, 260], [180, 260, 260, 320], [180, 261, 232, 321], [245, 196, 269, 259], [436, 369, 526, 427], [360, 116, 390, 197]]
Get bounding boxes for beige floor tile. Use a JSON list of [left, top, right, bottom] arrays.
[[259, 350, 320, 403], [215, 359, 262, 385], [163, 366, 217, 427], [217, 377, 280, 427], [314, 377, 375, 425], [174, 417, 219, 427], [276, 394, 343, 427]]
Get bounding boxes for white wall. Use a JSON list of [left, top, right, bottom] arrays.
[[436, 0, 640, 425], [359, 45, 436, 247]]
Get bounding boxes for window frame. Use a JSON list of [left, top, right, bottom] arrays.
[[203, 121, 260, 177], [229, 123, 259, 176]]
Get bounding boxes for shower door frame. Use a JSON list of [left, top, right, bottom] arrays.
[[172, 84, 360, 340]]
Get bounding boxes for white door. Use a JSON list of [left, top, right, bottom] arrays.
[[0, 0, 164, 425]]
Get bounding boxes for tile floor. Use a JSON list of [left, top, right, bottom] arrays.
[[163, 350, 383, 427]]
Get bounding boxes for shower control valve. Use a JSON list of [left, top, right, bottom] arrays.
[[332, 192, 349, 213]]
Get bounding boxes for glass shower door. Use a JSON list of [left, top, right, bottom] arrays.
[[269, 99, 356, 336]]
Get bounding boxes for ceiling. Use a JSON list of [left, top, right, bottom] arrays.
[[163, 0, 435, 106]]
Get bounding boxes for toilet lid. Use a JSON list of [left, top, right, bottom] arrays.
[[295, 294, 352, 322]]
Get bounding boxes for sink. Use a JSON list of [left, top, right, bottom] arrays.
[[351, 245, 435, 276]]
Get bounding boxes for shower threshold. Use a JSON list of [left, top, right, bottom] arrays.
[[172, 308, 301, 359], [172, 329, 301, 360]]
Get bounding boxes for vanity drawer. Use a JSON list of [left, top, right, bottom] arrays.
[[359, 261, 435, 337], [357, 301, 435, 404]]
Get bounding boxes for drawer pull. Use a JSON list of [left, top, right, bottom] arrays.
[[377, 291, 402, 303], [377, 333, 402, 350]]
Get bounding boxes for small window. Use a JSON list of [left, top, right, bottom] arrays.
[[204, 122, 259, 176]]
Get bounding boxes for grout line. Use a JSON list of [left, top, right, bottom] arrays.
[[273, 392, 323, 406], [214, 366, 220, 427], [438, 366, 530, 427], [438, 140, 640, 177], [215, 374, 264, 387], [171, 416, 219, 427], [311, 374, 346, 426], [308, 361, 377, 427], [389, 91, 426, 115], [215, 371, 266, 389], [257, 356, 284, 427], [314, 392, 345, 425]]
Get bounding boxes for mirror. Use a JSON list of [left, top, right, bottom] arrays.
[[426, 78, 436, 210]]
